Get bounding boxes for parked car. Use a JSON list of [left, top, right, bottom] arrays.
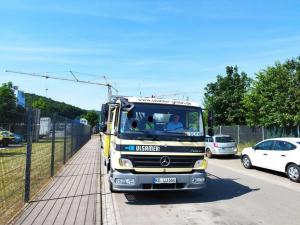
[[241, 138, 300, 182], [11, 133, 24, 144], [0, 130, 15, 147], [205, 134, 237, 158]]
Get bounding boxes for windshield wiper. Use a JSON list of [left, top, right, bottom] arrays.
[[160, 131, 184, 135], [136, 136, 158, 141]]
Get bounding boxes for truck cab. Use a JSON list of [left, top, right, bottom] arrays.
[[101, 96, 208, 192]]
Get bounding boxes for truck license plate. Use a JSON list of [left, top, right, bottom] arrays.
[[153, 177, 176, 184]]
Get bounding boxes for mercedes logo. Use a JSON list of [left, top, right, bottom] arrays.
[[160, 156, 171, 167]]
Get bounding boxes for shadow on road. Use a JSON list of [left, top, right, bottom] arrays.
[[211, 154, 241, 160], [254, 167, 287, 179], [124, 173, 259, 205]]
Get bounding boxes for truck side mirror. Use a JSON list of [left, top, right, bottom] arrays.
[[101, 104, 109, 120], [208, 110, 213, 128], [207, 110, 214, 136], [100, 124, 107, 132], [207, 128, 214, 137]]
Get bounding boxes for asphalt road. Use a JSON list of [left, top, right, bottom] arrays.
[[112, 156, 300, 225]]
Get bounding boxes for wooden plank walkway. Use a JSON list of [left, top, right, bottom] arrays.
[[12, 136, 101, 225]]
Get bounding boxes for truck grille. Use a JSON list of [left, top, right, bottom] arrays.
[[121, 155, 203, 168]]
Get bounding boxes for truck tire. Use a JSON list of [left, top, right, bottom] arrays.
[[108, 167, 116, 193], [106, 160, 111, 174], [109, 180, 115, 193]]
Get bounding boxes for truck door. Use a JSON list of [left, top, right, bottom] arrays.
[[110, 105, 120, 147]]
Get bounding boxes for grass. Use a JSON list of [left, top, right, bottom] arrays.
[[0, 138, 72, 225]]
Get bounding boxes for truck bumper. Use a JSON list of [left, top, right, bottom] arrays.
[[110, 170, 206, 192], [213, 148, 237, 155]]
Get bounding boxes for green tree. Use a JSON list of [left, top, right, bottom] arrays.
[[204, 66, 251, 126], [82, 110, 99, 127], [25, 93, 87, 119], [244, 57, 300, 126], [32, 97, 48, 111], [0, 82, 17, 122]]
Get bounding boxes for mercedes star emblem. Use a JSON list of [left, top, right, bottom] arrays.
[[160, 156, 171, 167]]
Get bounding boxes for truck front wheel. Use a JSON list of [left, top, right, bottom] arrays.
[[108, 168, 116, 193], [109, 179, 115, 193]]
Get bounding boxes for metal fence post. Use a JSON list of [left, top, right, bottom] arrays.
[[237, 125, 240, 144], [63, 121, 67, 164], [298, 125, 300, 138], [24, 108, 32, 202], [71, 123, 74, 156], [262, 126, 265, 140], [219, 126, 222, 134], [50, 113, 56, 177]]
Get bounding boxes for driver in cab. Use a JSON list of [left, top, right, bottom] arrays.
[[165, 114, 184, 132]]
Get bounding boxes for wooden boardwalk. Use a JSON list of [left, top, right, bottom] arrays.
[[13, 136, 101, 225]]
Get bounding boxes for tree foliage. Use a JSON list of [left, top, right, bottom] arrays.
[[204, 66, 251, 126], [32, 98, 48, 111], [244, 57, 300, 126], [25, 93, 87, 119], [82, 110, 99, 127], [0, 82, 17, 122]]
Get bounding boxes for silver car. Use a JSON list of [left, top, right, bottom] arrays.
[[205, 135, 237, 158]]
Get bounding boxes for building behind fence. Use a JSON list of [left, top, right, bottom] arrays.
[[213, 125, 300, 144], [0, 109, 91, 225]]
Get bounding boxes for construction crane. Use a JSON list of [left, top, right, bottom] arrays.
[[5, 70, 118, 101]]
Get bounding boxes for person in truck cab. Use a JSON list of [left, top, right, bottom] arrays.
[[144, 113, 155, 130], [166, 114, 184, 132], [121, 111, 140, 132]]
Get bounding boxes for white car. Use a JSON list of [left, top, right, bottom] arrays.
[[241, 138, 300, 182], [205, 135, 237, 158]]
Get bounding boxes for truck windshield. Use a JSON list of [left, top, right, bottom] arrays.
[[119, 103, 204, 141]]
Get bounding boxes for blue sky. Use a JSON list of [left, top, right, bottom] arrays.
[[1, 0, 300, 110]]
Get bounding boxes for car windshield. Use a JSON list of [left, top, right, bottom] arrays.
[[119, 103, 204, 141], [215, 136, 235, 143]]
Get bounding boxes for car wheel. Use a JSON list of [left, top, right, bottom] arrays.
[[3, 140, 8, 147], [206, 148, 213, 158], [242, 155, 252, 169], [287, 164, 300, 183]]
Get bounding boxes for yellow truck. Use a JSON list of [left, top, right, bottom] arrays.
[[0, 130, 15, 147], [100, 96, 210, 192]]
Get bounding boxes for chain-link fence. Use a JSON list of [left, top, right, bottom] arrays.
[[0, 109, 91, 224], [214, 125, 300, 144]]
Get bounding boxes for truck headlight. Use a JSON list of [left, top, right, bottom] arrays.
[[119, 158, 133, 169], [192, 177, 205, 184], [193, 159, 207, 169]]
